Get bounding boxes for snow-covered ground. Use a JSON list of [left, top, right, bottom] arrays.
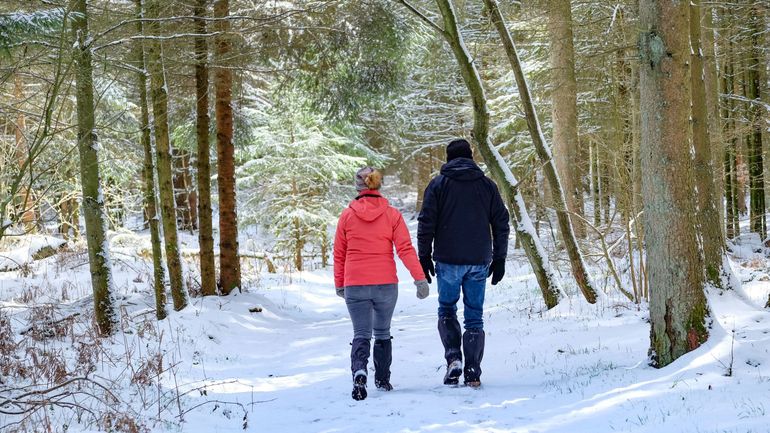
[[2, 218, 770, 433]]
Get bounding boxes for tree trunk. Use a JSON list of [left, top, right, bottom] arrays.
[[214, 0, 242, 294], [547, 0, 583, 237], [71, 0, 116, 335], [746, 4, 766, 240], [14, 73, 36, 230], [416, 148, 432, 212], [195, 0, 217, 296], [145, 0, 188, 311], [690, 0, 728, 288], [591, 140, 600, 226], [723, 33, 740, 239], [481, 0, 598, 304], [639, 0, 708, 367], [172, 150, 198, 231], [701, 5, 725, 234], [134, 0, 167, 320], [433, 0, 562, 309]]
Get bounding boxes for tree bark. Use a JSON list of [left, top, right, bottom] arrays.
[[547, 0, 583, 237], [690, 0, 728, 288], [145, 0, 188, 311], [639, 0, 708, 367], [214, 0, 242, 294], [432, 0, 562, 309], [723, 29, 740, 239], [701, 5, 725, 234], [195, 0, 217, 296], [481, 0, 598, 304], [134, 0, 167, 320], [71, 0, 116, 335]]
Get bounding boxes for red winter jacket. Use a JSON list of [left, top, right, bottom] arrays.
[[334, 190, 426, 288]]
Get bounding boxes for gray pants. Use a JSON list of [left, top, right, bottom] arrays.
[[345, 284, 398, 340]]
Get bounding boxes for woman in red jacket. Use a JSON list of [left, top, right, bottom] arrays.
[[334, 167, 428, 401]]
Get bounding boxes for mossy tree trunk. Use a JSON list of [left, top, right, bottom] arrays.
[[145, 0, 188, 311], [134, 0, 167, 319], [639, 0, 708, 367], [194, 0, 217, 296], [71, 0, 117, 335], [430, 0, 562, 309], [481, 0, 597, 304]]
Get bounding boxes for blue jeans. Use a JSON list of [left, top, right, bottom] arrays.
[[436, 262, 487, 330]]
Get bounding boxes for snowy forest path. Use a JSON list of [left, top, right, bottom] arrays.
[[181, 249, 770, 432]]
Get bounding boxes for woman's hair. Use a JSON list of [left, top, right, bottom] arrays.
[[355, 167, 382, 191], [364, 169, 382, 190]]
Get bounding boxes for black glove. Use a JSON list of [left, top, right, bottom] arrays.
[[419, 256, 435, 284], [488, 258, 505, 285]]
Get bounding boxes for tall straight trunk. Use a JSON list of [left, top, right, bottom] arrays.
[[134, 0, 167, 320], [547, 0, 583, 237], [430, 0, 562, 309], [194, 0, 217, 296], [71, 0, 116, 335], [639, 0, 708, 367], [145, 0, 188, 311], [214, 0, 241, 294], [481, 0, 598, 304], [701, 5, 725, 233], [690, 0, 728, 288], [591, 140, 600, 225], [723, 33, 740, 239], [746, 4, 766, 240]]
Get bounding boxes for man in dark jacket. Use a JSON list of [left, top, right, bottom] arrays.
[[417, 139, 510, 387]]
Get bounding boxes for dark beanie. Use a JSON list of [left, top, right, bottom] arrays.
[[446, 139, 473, 161]]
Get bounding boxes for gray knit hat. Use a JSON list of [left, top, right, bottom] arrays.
[[355, 167, 376, 191]]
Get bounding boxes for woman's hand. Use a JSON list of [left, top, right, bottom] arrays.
[[415, 279, 429, 299]]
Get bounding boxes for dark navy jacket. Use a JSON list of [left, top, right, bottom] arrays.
[[417, 158, 510, 265]]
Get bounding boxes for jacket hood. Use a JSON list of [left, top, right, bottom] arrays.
[[349, 190, 389, 222], [440, 157, 484, 181]]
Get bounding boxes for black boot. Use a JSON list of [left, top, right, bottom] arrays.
[[350, 338, 370, 400], [373, 338, 393, 391], [463, 329, 485, 387], [438, 316, 463, 385], [352, 371, 367, 401]]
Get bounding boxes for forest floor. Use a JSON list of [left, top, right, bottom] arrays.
[[2, 216, 770, 432]]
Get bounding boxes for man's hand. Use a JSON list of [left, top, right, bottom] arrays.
[[419, 256, 435, 284], [488, 258, 505, 285], [336, 287, 345, 298]]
